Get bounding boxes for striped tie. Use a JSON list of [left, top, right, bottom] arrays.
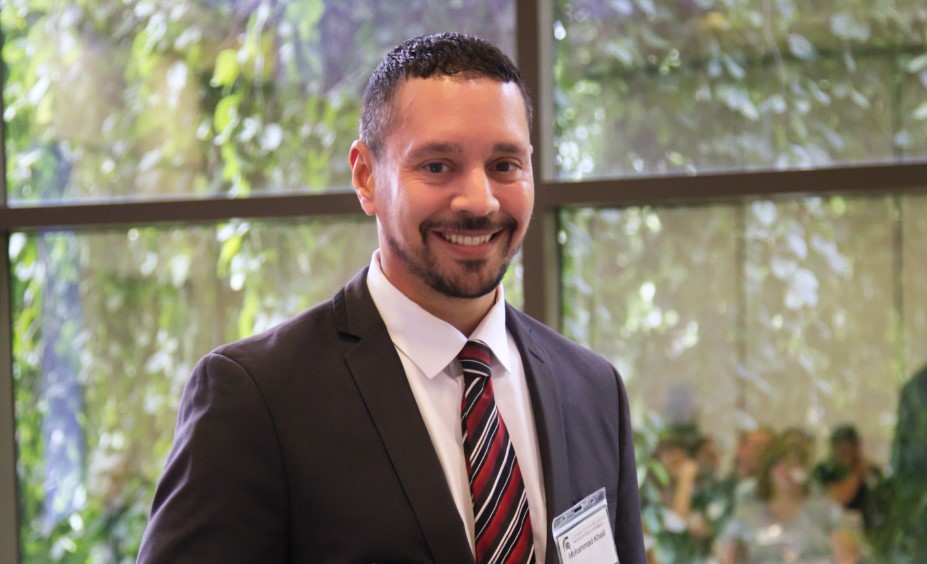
[[459, 340, 535, 564]]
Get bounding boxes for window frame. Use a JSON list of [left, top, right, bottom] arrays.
[[1, 0, 926, 560]]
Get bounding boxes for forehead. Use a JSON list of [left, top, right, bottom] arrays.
[[386, 76, 530, 145]]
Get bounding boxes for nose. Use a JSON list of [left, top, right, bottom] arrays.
[[450, 168, 500, 217]]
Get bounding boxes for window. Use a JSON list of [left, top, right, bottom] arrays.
[[554, 1, 927, 179], [562, 193, 927, 465], [3, 0, 516, 202]]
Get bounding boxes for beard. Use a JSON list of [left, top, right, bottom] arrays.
[[386, 215, 520, 299]]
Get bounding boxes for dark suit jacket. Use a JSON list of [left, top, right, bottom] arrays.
[[137, 269, 645, 563]]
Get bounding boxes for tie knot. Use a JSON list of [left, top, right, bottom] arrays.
[[458, 339, 492, 379]]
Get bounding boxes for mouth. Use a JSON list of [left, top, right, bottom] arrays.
[[439, 231, 498, 246]]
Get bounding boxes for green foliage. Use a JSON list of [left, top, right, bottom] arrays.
[[562, 194, 927, 561], [3, 0, 517, 202], [11, 219, 382, 562], [562, 195, 927, 441], [553, 0, 927, 178]]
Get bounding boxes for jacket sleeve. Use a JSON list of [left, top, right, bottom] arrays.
[[613, 368, 647, 564], [137, 352, 289, 563]]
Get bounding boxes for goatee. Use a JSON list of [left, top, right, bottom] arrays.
[[387, 216, 520, 299]]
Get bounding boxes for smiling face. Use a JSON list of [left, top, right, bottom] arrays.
[[757, 432, 813, 501], [770, 455, 809, 496], [351, 76, 533, 320]]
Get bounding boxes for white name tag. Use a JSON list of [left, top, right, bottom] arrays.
[[551, 487, 619, 564]]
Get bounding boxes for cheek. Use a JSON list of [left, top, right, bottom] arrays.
[[499, 186, 534, 221], [524, 192, 536, 221], [771, 464, 788, 481], [388, 194, 442, 241]]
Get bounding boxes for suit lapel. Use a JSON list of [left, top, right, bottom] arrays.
[[334, 270, 474, 563], [506, 307, 573, 564]]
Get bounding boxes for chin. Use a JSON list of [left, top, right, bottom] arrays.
[[433, 265, 508, 299]]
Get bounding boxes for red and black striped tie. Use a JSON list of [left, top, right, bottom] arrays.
[[459, 340, 535, 564]]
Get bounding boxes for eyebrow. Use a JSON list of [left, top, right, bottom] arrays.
[[407, 142, 463, 160], [407, 141, 529, 160], [492, 142, 530, 156]]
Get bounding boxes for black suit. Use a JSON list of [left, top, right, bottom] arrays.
[[138, 269, 645, 563]]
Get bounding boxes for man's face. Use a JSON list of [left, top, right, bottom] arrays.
[[737, 430, 771, 475], [657, 445, 688, 478], [354, 76, 534, 303], [832, 440, 859, 468], [771, 453, 809, 494]]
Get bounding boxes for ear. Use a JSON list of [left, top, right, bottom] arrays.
[[350, 140, 377, 216]]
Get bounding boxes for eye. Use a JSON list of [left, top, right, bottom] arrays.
[[493, 161, 521, 173], [424, 162, 449, 173]]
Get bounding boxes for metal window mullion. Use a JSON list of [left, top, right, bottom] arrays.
[[0, 18, 23, 562], [0, 230, 19, 564], [518, 0, 562, 328]]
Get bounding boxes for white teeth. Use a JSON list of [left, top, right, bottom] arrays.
[[443, 233, 493, 246]]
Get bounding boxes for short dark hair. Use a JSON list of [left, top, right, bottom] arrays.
[[359, 32, 533, 157], [829, 424, 860, 445], [755, 428, 814, 501]]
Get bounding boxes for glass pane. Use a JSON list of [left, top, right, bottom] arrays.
[[11, 218, 524, 561], [11, 220, 377, 560], [903, 193, 927, 373], [560, 191, 927, 561], [553, 1, 927, 180], [2, 0, 515, 204]]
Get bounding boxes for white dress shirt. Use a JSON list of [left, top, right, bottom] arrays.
[[366, 251, 547, 560]]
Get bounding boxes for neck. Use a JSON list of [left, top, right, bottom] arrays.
[[375, 253, 500, 336], [420, 290, 497, 336]]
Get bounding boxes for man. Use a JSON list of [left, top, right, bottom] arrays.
[[812, 424, 881, 530], [138, 32, 644, 563]]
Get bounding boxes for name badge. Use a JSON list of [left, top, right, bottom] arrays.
[[551, 487, 619, 564]]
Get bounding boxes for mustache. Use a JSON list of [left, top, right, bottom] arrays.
[[420, 214, 517, 235]]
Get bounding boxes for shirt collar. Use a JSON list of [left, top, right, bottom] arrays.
[[366, 250, 510, 378]]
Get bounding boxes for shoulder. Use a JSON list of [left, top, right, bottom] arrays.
[[506, 307, 627, 411], [176, 299, 344, 409], [213, 269, 377, 370], [215, 299, 338, 364], [507, 306, 615, 371], [804, 494, 848, 527], [813, 460, 847, 484], [729, 497, 766, 523], [719, 497, 766, 540]]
